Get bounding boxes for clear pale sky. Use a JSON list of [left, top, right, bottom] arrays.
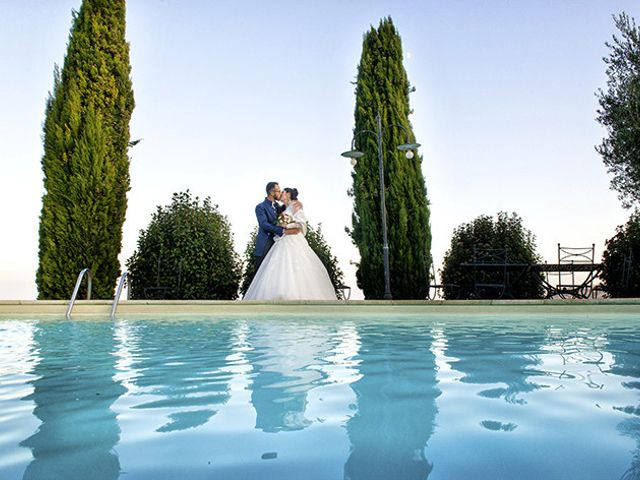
[[1, 0, 638, 300]]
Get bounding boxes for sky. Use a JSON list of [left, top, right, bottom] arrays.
[[1, 0, 639, 300]]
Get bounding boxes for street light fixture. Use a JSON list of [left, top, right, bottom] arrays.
[[342, 140, 418, 165], [341, 110, 420, 300]]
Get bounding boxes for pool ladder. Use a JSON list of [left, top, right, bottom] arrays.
[[110, 271, 130, 319], [66, 268, 92, 319], [66, 269, 130, 319]]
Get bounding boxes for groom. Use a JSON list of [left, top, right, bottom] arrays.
[[254, 181, 299, 271]]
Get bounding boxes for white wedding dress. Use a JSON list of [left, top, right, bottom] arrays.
[[243, 203, 337, 301]]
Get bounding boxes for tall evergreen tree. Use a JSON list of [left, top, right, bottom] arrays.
[[348, 17, 431, 299], [37, 0, 134, 299]]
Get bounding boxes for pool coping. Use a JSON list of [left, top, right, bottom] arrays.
[[1, 298, 639, 316]]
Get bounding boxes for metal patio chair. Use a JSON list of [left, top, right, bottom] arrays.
[[471, 246, 511, 299], [555, 243, 595, 298]]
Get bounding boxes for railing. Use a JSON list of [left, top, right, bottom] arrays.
[[66, 268, 92, 319], [110, 271, 130, 319], [460, 261, 603, 299]]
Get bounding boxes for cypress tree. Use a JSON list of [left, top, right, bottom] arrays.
[[348, 17, 431, 299], [36, 0, 134, 299]]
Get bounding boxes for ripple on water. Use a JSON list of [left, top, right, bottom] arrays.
[[0, 314, 639, 480]]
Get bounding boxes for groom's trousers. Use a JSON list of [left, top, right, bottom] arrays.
[[255, 238, 275, 272]]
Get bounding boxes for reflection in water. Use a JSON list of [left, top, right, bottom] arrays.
[[543, 325, 611, 390], [608, 327, 640, 480], [344, 323, 440, 480], [123, 320, 234, 432], [2, 315, 639, 479], [20, 320, 125, 480], [445, 326, 544, 405], [247, 321, 338, 432], [480, 420, 517, 432], [0, 321, 40, 479]]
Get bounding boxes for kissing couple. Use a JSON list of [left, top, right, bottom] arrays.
[[243, 181, 337, 300]]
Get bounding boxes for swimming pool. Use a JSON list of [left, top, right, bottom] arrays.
[[1, 312, 639, 479]]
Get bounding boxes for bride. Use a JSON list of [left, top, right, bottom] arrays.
[[243, 188, 337, 301]]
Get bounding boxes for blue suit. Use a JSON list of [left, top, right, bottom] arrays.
[[255, 198, 284, 261]]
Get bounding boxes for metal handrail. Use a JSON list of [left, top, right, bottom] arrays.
[[66, 268, 92, 319], [110, 271, 129, 319], [338, 284, 352, 301]]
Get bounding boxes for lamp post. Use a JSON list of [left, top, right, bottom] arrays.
[[342, 111, 420, 300]]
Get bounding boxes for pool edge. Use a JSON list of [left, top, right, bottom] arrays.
[[1, 298, 639, 316]]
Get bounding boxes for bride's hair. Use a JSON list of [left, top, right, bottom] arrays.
[[284, 187, 299, 200]]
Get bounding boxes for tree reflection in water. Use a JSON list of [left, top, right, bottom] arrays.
[[21, 321, 125, 480], [607, 327, 640, 480], [445, 325, 545, 406], [124, 320, 234, 432], [344, 323, 440, 480]]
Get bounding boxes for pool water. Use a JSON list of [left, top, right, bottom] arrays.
[[1, 313, 639, 479]]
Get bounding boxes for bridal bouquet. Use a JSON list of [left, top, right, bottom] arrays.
[[277, 212, 292, 227]]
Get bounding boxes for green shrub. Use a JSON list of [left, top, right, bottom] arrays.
[[240, 228, 258, 296], [127, 191, 241, 299], [601, 210, 640, 297], [240, 224, 345, 299], [441, 212, 544, 300]]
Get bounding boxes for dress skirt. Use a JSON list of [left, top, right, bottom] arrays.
[[243, 234, 337, 300]]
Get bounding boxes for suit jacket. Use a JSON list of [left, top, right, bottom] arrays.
[[255, 198, 285, 257]]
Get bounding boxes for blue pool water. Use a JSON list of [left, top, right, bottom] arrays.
[[1, 313, 639, 480]]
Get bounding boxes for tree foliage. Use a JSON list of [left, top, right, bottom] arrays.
[[601, 210, 640, 297], [127, 191, 241, 300], [240, 224, 345, 299], [596, 12, 640, 208], [36, 0, 134, 299], [441, 212, 544, 300], [240, 228, 259, 296], [348, 17, 432, 299]]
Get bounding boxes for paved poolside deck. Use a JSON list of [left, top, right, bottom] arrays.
[[1, 298, 639, 316]]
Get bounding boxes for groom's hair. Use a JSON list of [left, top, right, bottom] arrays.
[[266, 182, 278, 195]]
